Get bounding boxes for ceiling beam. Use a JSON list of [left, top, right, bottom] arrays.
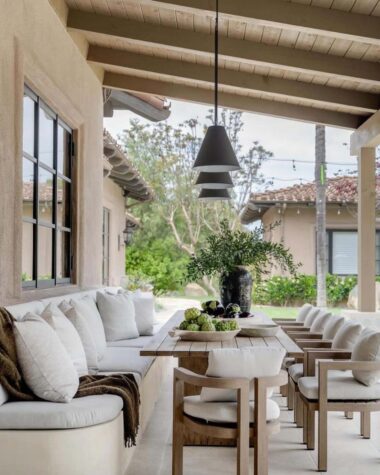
[[350, 110, 380, 155], [67, 10, 380, 86], [103, 72, 364, 129], [89, 46, 379, 113], [147, 0, 380, 45]]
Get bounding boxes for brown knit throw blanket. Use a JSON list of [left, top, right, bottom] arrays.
[[0, 307, 140, 446]]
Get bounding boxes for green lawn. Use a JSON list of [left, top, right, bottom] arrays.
[[252, 305, 344, 319]]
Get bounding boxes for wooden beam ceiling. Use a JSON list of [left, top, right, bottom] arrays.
[[89, 46, 379, 113], [67, 9, 380, 86], [103, 72, 364, 129], [147, 0, 380, 45]]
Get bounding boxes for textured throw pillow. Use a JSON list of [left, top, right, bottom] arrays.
[[70, 296, 107, 360], [41, 303, 88, 377], [332, 321, 363, 350], [304, 307, 320, 328], [97, 292, 139, 341], [322, 315, 346, 340], [131, 290, 155, 336], [200, 347, 285, 402], [296, 303, 313, 323], [59, 301, 99, 372], [14, 313, 79, 403], [351, 329, 380, 386], [310, 311, 331, 333]]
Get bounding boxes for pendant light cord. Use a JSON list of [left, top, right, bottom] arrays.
[[214, 0, 219, 126]]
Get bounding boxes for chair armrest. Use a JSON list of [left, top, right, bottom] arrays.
[[296, 340, 332, 350], [255, 370, 288, 389], [282, 326, 310, 334], [289, 332, 322, 340], [304, 349, 352, 376], [173, 367, 249, 390], [272, 319, 302, 326]]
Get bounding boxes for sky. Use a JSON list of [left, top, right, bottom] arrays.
[[104, 98, 357, 190]]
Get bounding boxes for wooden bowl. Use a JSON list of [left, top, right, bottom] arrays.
[[238, 324, 279, 337], [169, 327, 240, 342]]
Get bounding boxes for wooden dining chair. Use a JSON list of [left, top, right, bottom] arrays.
[[172, 367, 287, 475]]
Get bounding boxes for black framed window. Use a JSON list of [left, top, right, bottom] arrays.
[[22, 85, 74, 289], [326, 229, 380, 276]]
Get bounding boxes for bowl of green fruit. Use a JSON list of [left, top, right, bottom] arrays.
[[170, 307, 240, 341]]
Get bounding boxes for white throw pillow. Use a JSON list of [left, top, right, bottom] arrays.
[[70, 296, 107, 360], [310, 311, 331, 333], [200, 347, 285, 402], [131, 290, 155, 336], [14, 313, 79, 403], [352, 329, 380, 386], [332, 321, 363, 350], [296, 303, 313, 323], [304, 307, 320, 327], [322, 315, 346, 340], [59, 301, 99, 372], [41, 303, 88, 377], [97, 292, 139, 341], [0, 384, 8, 406]]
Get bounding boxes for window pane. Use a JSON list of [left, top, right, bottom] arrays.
[[57, 178, 70, 227], [23, 95, 35, 156], [38, 167, 54, 223], [58, 126, 71, 176], [23, 158, 35, 219], [38, 226, 52, 280], [57, 230, 70, 279], [39, 107, 54, 168], [332, 232, 358, 275], [22, 222, 34, 282]]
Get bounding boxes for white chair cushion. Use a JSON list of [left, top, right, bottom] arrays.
[[310, 311, 331, 333], [282, 357, 296, 369], [97, 347, 155, 379], [200, 347, 285, 402], [322, 315, 346, 340], [332, 321, 363, 350], [296, 303, 313, 323], [351, 329, 380, 386], [0, 384, 8, 406], [298, 371, 380, 401], [41, 303, 88, 377], [14, 313, 79, 403], [132, 291, 155, 336], [59, 301, 99, 372], [304, 307, 320, 327], [0, 395, 122, 429], [184, 396, 280, 423], [97, 292, 139, 341], [70, 296, 107, 360], [288, 363, 304, 383]]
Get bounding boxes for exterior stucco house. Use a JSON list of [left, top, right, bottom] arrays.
[[241, 176, 380, 276]]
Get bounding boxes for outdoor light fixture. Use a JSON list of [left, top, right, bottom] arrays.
[[198, 188, 231, 201], [193, 0, 240, 174], [123, 223, 135, 245], [195, 171, 233, 189]]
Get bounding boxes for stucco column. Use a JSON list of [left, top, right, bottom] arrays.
[[358, 147, 376, 312]]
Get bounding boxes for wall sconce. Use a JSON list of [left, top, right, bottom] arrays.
[[123, 223, 135, 246]]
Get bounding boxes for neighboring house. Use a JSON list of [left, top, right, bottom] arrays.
[[241, 176, 380, 276]]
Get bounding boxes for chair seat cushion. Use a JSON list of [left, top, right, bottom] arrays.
[[298, 371, 380, 401], [288, 363, 304, 383], [97, 347, 155, 379], [183, 396, 280, 424], [0, 395, 122, 430], [282, 357, 296, 369]]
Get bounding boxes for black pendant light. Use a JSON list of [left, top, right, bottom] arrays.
[[195, 171, 233, 189], [199, 188, 231, 201], [193, 0, 241, 173]]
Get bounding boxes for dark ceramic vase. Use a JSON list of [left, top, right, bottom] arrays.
[[219, 266, 253, 312]]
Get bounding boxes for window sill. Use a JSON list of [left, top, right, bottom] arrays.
[[7, 284, 81, 306]]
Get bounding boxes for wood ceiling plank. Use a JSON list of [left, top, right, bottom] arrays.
[[67, 9, 380, 85]]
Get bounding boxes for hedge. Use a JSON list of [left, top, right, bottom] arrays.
[[253, 274, 358, 307]]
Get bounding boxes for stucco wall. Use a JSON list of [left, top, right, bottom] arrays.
[[0, 0, 104, 304], [262, 206, 358, 275]]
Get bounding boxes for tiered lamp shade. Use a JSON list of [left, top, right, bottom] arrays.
[[195, 171, 233, 189], [193, 125, 241, 172], [198, 188, 231, 201]]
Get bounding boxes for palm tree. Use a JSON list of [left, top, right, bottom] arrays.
[[315, 125, 327, 307]]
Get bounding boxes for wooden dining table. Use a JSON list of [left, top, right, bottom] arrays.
[[141, 310, 303, 446]]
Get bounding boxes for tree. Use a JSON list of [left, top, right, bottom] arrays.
[[315, 124, 327, 307], [120, 110, 272, 293]]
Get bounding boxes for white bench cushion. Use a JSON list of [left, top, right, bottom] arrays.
[[289, 363, 304, 383], [97, 347, 155, 379], [184, 396, 280, 423], [299, 371, 380, 400], [107, 336, 154, 348], [0, 395, 122, 429]]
